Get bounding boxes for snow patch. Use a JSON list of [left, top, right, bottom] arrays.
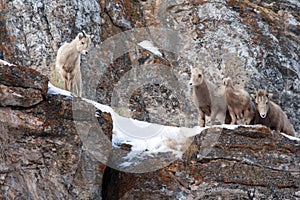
[[47, 84, 300, 169], [48, 82, 72, 97], [138, 40, 163, 57], [0, 59, 15, 66], [12, 92, 23, 98], [280, 132, 300, 142]]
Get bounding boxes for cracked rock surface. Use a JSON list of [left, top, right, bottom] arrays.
[[1, 0, 300, 199]]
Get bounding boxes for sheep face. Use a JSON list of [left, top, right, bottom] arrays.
[[76, 32, 92, 55], [254, 89, 272, 118], [189, 68, 204, 86], [223, 77, 232, 87]]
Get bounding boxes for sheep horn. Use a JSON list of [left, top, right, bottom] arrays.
[[81, 31, 87, 38]]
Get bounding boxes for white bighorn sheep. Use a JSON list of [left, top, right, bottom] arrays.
[[252, 89, 295, 136], [56, 31, 92, 97], [223, 77, 255, 125], [189, 67, 227, 127]]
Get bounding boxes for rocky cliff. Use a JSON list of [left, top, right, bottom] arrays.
[[1, 0, 300, 199], [1, 0, 299, 132], [0, 63, 300, 199]]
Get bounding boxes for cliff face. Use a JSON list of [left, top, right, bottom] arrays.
[[0, 63, 299, 199], [1, 0, 300, 199], [1, 0, 299, 132], [0, 64, 113, 199], [106, 127, 300, 199], [0, 64, 300, 199]]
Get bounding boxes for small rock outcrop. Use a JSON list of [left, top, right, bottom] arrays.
[[0, 64, 48, 107]]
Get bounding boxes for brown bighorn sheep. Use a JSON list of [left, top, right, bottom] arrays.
[[223, 77, 255, 125], [189, 67, 227, 127], [252, 89, 295, 136], [56, 31, 92, 97]]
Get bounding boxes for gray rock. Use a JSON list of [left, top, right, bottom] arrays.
[[0, 64, 48, 97], [0, 84, 43, 107], [1, 0, 300, 199]]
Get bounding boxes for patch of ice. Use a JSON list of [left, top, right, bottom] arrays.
[[119, 161, 133, 168], [0, 59, 15, 66], [280, 132, 300, 142], [12, 92, 23, 98], [138, 40, 163, 57], [47, 82, 72, 97], [47, 84, 300, 161]]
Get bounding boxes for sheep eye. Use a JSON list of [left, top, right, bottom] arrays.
[[198, 74, 202, 78], [81, 42, 84, 45]]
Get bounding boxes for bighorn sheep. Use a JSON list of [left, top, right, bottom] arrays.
[[56, 31, 92, 97], [189, 67, 227, 127], [223, 77, 255, 125], [252, 89, 295, 136]]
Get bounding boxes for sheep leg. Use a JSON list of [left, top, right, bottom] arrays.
[[68, 73, 75, 94], [64, 79, 68, 91], [243, 109, 251, 125], [218, 112, 226, 125], [210, 111, 217, 126], [75, 70, 82, 97], [198, 109, 205, 127], [61, 70, 69, 91], [228, 106, 237, 125]]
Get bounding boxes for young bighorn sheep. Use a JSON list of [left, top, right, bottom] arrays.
[[56, 31, 92, 97], [223, 77, 255, 125], [189, 67, 227, 127], [252, 89, 295, 136]]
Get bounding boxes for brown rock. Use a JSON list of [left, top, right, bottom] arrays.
[[0, 92, 113, 199], [0, 64, 48, 97], [0, 84, 43, 107], [103, 126, 300, 199]]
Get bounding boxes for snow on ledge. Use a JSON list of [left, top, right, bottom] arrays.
[[138, 40, 163, 57], [280, 132, 300, 142], [0, 59, 15, 66], [48, 82, 72, 97], [47, 83, 300, 165]]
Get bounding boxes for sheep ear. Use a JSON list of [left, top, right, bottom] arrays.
[[267, 93, 273, 99], [222, 78, 226, 85], [78, 32, 84, 40], [224, 77, 230, 85]]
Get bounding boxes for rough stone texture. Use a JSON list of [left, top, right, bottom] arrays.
[[1, 0, 299, 132], [1, 0, 102, 75], [0, 64, 47, 107], [1, 0, 300, 199], [105, 126, 300, 200], [0, 84, 43, 107], [0, 64, 49, 97], [0, 95, 113, 199], [0, 64, 299, 199], [0, 65, 112, 199]]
